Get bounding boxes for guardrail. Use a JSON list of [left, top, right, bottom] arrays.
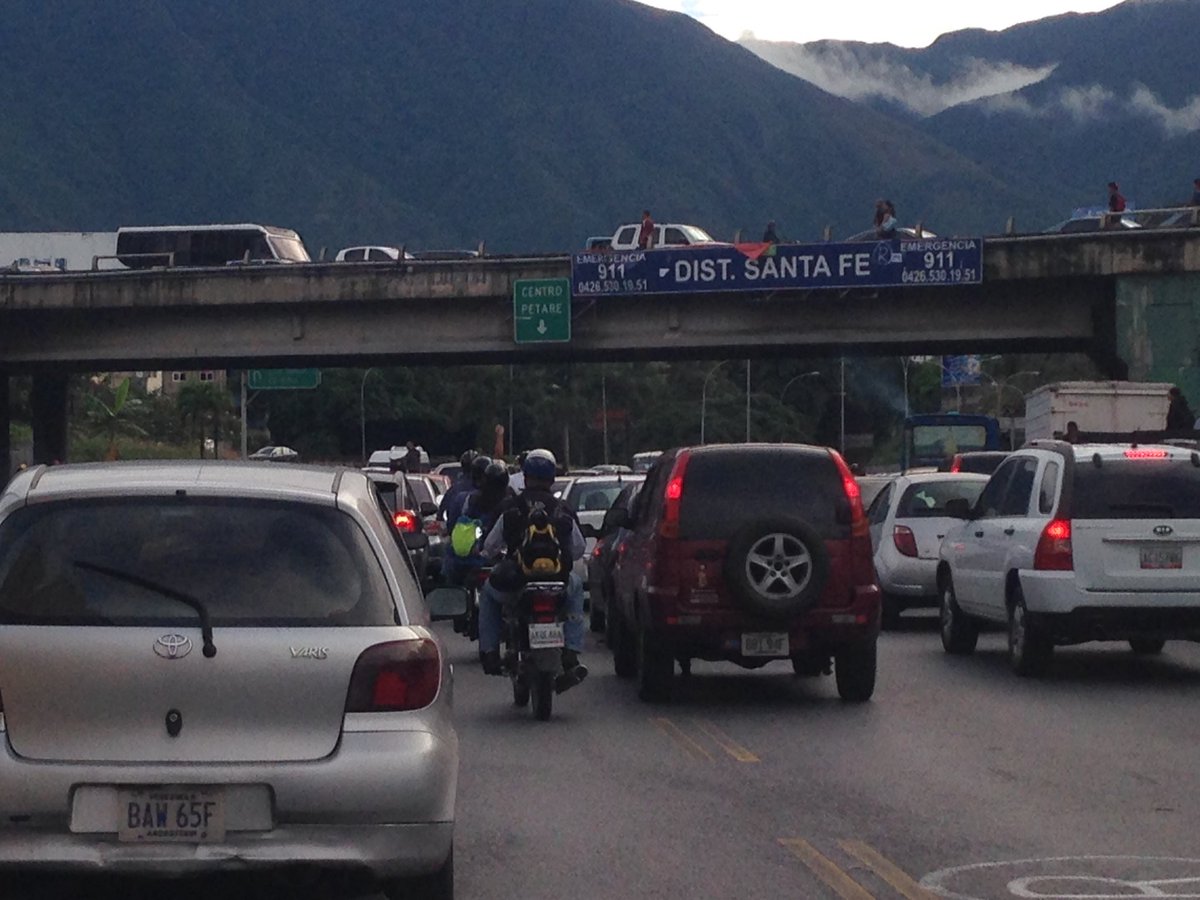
[[90, 251, 175, 271]]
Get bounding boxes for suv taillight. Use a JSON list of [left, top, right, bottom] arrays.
[[658, 451, 692, 538], [1034, 518, 1073, 570], [393, 510, 419, 533], [829, 450, 868, 537], [892, 525, 918, 557], [345, 640, 441, 712], [949, 455, 963, 473], [0, 687, 5, 732]]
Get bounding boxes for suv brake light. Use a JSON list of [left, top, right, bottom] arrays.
[[828, 450, 868, 537], [892, 525, 918, 557], [345, 640, 441, 712], [659, 451, 692, 538], [949, 455, 963, 473], [393, 510, 419, 533], [1124, 448, 1169, 459], [1034, 518, 1073, 570]]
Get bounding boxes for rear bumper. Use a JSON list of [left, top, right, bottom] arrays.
[[876, 553, 938, 600], [1021, 572, 1200, 641], [0, 729, 457, 878], [0, 822, 453, 877], [656, 584, 880, 662]]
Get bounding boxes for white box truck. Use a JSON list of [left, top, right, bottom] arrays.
[[0, 231, 121, 271], [1024, 381, 1173, 441]]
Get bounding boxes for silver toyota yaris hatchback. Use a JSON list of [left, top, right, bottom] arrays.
[[0, 461, 464, 898]]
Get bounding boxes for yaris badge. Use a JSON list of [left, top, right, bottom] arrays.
[[154, 634, 193, 659], [1154, 525, 1174, 536]]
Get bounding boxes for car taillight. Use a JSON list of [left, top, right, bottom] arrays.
[[423, 518, 445, 536], [829, 449, 868, 537], [0, 687, 5, 732], [1034, 518, 1073, 570], [345, 640, 441, 712], [393, 510, 419, 533], [892, 525, 918, 557], [949, 455, 963, 473], [658, 451, 692, 538], [592, 543, 604, 559], [1124, 448, 1169, 459]]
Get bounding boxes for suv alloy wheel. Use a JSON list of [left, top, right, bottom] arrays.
[[1008, 588, 1053, 676], [940, 575, 978, 655]]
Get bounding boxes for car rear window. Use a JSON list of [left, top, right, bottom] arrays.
[[567, 480, 629, 513], [0, 498, 396, 626], [897, 480, 986, 518], [1071, 460, 1200, 519], [678, 449, 846, 541]]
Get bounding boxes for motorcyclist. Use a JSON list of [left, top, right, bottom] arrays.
[[477, 448, 588, 692], [442, 461, 512, 587], [438, 449, 480, 523]]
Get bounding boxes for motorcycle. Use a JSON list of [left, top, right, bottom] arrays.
[[460, 564, 491, 642], [502, 580, 569, 721]]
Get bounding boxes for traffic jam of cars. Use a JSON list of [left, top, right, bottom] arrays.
[[3, 424, 1200, 897]]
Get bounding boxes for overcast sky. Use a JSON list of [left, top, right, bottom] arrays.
[[638, 0, 1126, 48]]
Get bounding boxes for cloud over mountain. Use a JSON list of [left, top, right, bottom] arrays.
[[743, 39, 1056, 117]]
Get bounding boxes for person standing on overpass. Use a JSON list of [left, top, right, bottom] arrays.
[[762, 220, 780, 244], [1105, 181, 1126, 227], [637, 210, 655, 250]]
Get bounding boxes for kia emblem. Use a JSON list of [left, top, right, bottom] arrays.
[[1153, 525, 1174, 536], [154, 634, 193, 659]]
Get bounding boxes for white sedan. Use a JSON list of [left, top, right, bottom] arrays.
[[867, 472, 988, 628]]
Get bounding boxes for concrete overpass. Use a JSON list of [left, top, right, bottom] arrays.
[[4, 228, 1200, 465]]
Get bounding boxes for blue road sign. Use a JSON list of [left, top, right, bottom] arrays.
[[571, 238, 982, 298], [941, 355, 982, 387]]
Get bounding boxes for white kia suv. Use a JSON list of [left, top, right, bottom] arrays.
[[936, 440, 1200, 675]]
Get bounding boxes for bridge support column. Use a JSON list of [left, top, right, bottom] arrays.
[[1116, 274, 1200, 399], [31, 373, 70, 465], [0, 372, 10, 481]]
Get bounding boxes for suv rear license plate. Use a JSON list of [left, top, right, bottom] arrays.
[[741, 632, 789, 657], [118, 787, 225, 843], [1140, 546, 1182, 569], [529, 622, 565, 649]]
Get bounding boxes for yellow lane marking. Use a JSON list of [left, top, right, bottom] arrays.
[[779, 838, 875, 900], [839, 840, 936, 900], [651, 717, 714, 762], [693, 719, 760, 763]]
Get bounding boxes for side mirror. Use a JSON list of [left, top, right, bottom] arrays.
[[945, 497, 972, 519], [403, 532, 430, 552], [419, 501, 438, 517], [601, 506, 629, 534], [426, 586, 470, 620], [580, 523, 599, 540]]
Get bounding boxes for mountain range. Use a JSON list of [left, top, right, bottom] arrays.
[[1, 0, 1195, 253]]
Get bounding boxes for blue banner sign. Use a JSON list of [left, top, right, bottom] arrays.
[[571, 238, 982, 297], [941, 355, 982, 387]]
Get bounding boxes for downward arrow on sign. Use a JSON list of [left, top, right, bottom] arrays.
[[537, 320, 548, 334]]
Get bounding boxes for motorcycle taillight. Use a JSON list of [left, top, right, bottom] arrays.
[[530, 591, 560, 616]]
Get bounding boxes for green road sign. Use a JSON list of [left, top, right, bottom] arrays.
[[513, 278, 571, 343], [247, 368, 322, 390]]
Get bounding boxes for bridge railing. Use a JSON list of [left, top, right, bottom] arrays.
[[91, 251, 175, 271]]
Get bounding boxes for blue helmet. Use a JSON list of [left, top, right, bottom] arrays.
[[522, 448, 557, 482]]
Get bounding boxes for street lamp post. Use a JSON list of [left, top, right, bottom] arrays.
[[359, 367, 377, 464], [779, 371, 821, 406], [745, 359, 751, 442], [839, 355, 846, 457], [700, 360, 732, 445], [981, 370, 1041, 447]]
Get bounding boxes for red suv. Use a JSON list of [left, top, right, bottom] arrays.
[[603, 443, 881, 703]]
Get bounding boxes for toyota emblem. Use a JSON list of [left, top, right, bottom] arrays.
[[154, 634, 193, 659], [1153, 525, 1174, 536]]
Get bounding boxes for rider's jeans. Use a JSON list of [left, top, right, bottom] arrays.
[[479, 573, 585, 654]]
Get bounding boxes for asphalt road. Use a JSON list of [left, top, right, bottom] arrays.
[[14, 615, 1200, 899]]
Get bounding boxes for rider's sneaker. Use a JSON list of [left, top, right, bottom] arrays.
[[555, 650, 589, 693], [480, 650, 503, 676]]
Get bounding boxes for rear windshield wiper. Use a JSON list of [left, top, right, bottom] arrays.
[[72, 560, 218, 658]]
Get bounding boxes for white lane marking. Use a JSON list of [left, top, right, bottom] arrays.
[[921, 857, 1200, 900]]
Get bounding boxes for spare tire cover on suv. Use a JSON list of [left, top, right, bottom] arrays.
[[725, 516, 830, 619]]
